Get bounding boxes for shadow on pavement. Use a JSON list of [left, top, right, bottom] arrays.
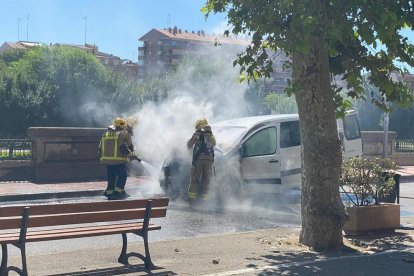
[[256, 250, 414, 275], [48, 264, 175, 276], [247, 231, 414, 275]]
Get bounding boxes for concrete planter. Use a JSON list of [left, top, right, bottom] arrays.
[[343, 204, 400, 235]]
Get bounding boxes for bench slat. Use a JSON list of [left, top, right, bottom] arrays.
[[0, 207, 167, 230], [0, 198, 169, 217], [0, 223, 161, 243], [0, 221, 148, 238]]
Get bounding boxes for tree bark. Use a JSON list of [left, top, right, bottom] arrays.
[[292, 32, 347, 250]]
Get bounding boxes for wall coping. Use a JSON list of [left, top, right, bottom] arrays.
[[27, 127, 106, 138], [361, 131, 398, 141]]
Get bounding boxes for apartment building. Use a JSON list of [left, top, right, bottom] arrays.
[[138, 27, 249, 78], [391, 72, 414, 93], [138, 26, 292, 96]]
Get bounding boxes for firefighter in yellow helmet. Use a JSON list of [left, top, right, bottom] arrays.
[[187, 118, 216, 203], [126, 116, 138, 136], [125, 116, 138, 153], [98, 117, 139, 200]]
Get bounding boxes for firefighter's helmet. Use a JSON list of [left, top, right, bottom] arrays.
[[113, 118, 127, 130], [195, 118, 208, 130], [126, 116, 138, 128]]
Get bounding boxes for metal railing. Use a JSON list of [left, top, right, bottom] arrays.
[[0, 139, 31, 160], [394, 139, 414, 152]]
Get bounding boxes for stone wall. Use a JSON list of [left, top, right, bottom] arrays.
[[361, 131, 397, 156], [0, 160, 33, 182], [361, 131, 414, 166], [28, 127, 107, 183]]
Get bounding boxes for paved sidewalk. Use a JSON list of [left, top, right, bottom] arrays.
[[6, 222, 414, 276], [396, 166, 414, 182], [0, 176, 154, 201]]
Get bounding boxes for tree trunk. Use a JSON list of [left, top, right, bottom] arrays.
[[292, 34, 347, 250]]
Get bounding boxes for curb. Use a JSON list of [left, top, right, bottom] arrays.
[[0, 190, 103, 202]]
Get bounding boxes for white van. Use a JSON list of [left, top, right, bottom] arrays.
[[212, 110, 362, 194], [160, 111, 362, 197]]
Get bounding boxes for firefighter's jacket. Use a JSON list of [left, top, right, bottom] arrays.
[[187, 125, 216, 162], [99, 128, 133, 165]]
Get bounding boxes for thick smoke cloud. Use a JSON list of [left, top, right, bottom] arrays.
[[133, 46, 251, 165]]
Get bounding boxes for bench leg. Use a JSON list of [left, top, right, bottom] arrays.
[[118, 233, 129, 265], [19, 244, 28, 276], [1, 244, 8, 275], [0, 243, 28, 276], [118, 233, 155, 270], [143, 232, 154, 270]]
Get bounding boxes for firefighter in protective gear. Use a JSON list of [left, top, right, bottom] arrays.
[[126, 116, 138, 136], [98, 117, 136, 200], [126, 116, 138, 154], [187, 118, 216, 202]]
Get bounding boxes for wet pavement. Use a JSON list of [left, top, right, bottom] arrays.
[[1, 166, 413, 201]]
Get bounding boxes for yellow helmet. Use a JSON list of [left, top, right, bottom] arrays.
[[126, 116, 138, 128], [113, 117, 127, 130], [195, 118, 208, 130]]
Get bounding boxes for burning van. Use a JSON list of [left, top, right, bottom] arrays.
[[159, 110, 362, 200]]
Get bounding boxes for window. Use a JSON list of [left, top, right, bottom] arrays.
[[280, 121, 301, 148], [243, 127, 277, 157], [343, 114, 361, 140]]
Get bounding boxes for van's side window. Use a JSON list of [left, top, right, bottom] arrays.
[[243, 127, 277, 157], [280, 121, 301, 148]]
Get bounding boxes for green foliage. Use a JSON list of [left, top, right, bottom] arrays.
[[204, 0, 414, 111], [0, 49, 25, 64], [340, 157, 397, 206], [353, 77, 414, 137], [0, 46, 140, 137], [264, 93, 297, 114], [0, 49, 268, 137], [389, 105, 414, 138]]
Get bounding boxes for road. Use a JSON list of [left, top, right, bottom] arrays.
[[5, 181, 414, 259]]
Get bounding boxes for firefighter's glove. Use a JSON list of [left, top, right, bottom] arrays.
[[132, 154, 141, 162]]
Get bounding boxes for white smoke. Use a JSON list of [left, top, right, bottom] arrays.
[[125, 40, 300, 215], [133, 46, 251, 165]]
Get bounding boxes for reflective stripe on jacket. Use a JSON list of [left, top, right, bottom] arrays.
[[99, 131, 129, 165]]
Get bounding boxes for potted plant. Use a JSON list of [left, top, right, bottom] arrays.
[[340, 157, 400, 235]]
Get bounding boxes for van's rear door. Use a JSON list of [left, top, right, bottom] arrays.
[[338, 111, 362, 159], [279, 120, 302, 188]]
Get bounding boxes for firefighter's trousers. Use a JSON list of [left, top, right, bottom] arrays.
[[106, 163, 127, 194], [188, 159, 213, 200]]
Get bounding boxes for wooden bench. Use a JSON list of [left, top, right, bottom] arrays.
[[0, 197, 169, 276]]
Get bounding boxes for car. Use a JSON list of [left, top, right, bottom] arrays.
[[160, 111, 362, 201]]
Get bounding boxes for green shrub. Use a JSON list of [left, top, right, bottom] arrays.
[[340, 157, 397, 206]]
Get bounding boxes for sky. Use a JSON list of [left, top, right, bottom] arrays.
[[0, 0, 227, 61], [1, 1, 414, 69]]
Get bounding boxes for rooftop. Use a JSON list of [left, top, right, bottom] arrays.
[[139, 28, 250, 46]]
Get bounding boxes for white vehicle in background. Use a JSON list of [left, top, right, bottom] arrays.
[[160, 110, 362, 199], [337, 110, 363, 159]]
